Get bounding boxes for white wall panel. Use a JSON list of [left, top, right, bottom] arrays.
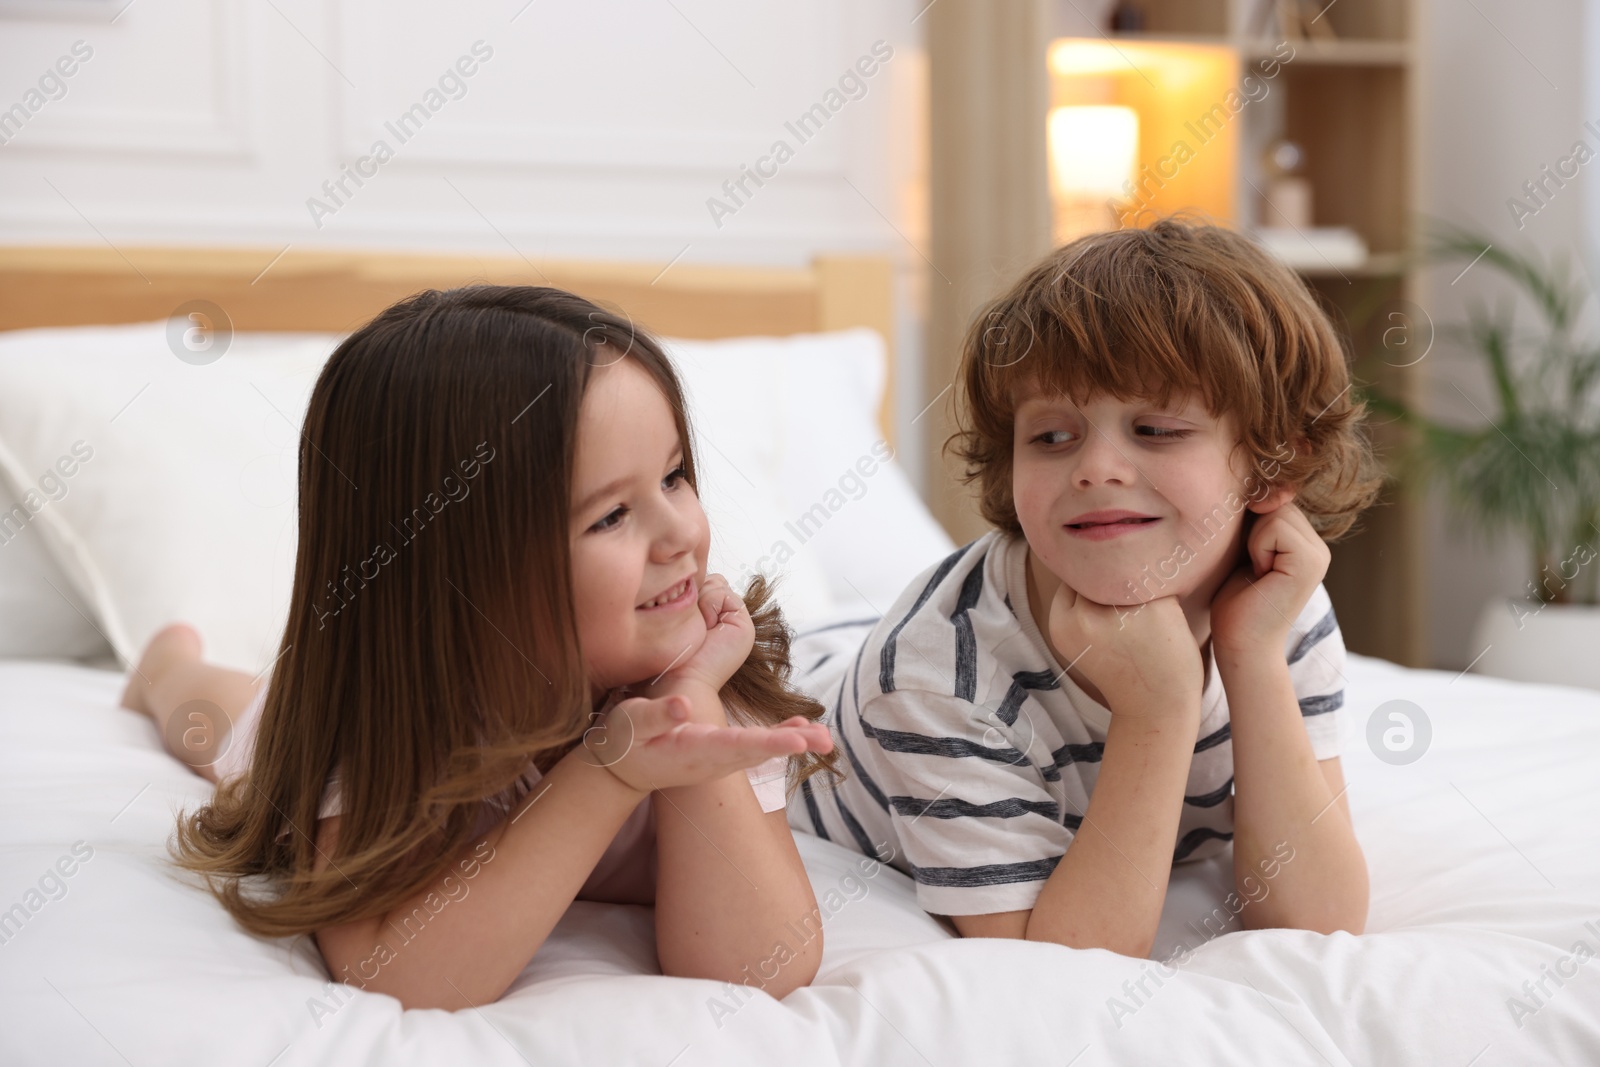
[[0, 0, 932, 484]]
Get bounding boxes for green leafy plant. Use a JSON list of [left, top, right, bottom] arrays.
[[1359, 223, 1600, 606]]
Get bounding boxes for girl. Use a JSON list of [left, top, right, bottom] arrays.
[[121, 285, 839, 1011]]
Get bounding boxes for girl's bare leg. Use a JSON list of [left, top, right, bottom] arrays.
[[119, 623, 261, 783]]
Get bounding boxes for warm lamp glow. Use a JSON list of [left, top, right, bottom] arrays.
[[1049, 40, 1150, 77], [1048, 105, 1139, 201], [1046, 37, 1239, 237]]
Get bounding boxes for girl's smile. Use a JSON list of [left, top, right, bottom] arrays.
[[569, 354, 713, 691], [638, 575, 696, 611]]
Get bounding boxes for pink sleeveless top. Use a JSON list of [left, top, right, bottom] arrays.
[[212, 680, 790, 905]]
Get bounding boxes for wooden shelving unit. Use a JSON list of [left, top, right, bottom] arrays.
[[1048, 0, 1426, 665]]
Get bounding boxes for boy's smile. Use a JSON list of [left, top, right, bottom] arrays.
[[1062, 508, 1162, 541], [1012, 385, 1289, 685]]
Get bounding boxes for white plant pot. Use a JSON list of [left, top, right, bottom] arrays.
[[1468, 598, 1600, 692]]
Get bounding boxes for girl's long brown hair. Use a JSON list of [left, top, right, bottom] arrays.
[[171, 285, 837, 938]]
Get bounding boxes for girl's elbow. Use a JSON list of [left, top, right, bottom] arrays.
[[1326, 889, 1369, 936], [760, 949, 823, 1000], [371, 976, 500, 1014], [1299, 902, 1366, 936], [663, 930, 824, 998]]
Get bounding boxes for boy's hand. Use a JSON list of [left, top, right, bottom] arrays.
[[1210, 500, 1329, 656], [646, 572, 755, 694], [1048, 580, 1202, 715]]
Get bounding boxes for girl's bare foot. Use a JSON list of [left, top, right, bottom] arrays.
[[120, 623, 203, 717]]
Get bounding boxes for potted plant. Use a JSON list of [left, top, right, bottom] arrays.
[[1361, 224, 1600, 690]]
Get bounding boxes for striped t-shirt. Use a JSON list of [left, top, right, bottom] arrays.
[[787, 529, 1348, 917]]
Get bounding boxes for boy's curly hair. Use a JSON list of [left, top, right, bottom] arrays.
[[946, 218, 1384, 541]]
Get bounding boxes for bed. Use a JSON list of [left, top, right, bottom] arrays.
[[1, 248, 1597, 1066]]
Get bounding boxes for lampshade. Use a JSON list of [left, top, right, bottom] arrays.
[[1047, 105, 1139, 201]]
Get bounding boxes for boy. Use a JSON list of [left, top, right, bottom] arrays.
[[789, 219, 1381, 956]]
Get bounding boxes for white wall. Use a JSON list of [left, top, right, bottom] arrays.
[[0, 0, 932, 484], [1416, 0, 1591, 668], [13, 0, 1594, 670]]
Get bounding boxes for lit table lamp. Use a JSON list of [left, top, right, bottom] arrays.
[[1047, 105, 1138, 243]]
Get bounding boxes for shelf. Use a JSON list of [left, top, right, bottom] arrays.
[[1106, 32, 1232, 47], [1244, 39, 1411, 66], [1096, 0, 1407, 48], [1102, 34, 1412, 67], [1296, 252, 1409, 278]]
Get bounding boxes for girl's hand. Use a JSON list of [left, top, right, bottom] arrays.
[[656, 572, 755, 692], [1209, 499, 1330, 657], [580, 694, 831, 793], [1047, 580, 1202, 715]]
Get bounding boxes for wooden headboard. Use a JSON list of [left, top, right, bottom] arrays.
[[0, 246, 896, 447]]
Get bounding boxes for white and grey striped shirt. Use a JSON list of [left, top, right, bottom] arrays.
[[787, 529, 1347, 917]]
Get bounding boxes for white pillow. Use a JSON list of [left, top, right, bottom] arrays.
[[663, 329, 955, 620], [665, 342, 835, 629], [0, 322, 841, 671], [0, 323, 331, 673], [681, 409, 836, 631], [0, 475, 113, 661]]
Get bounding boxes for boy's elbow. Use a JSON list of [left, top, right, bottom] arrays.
[[1242, 893, 1368, 936], [955, 909, 1155, 957], [1031, 926, 1155, 958], [1016, 912, 1155, 958], [1320, 888, 1369, 936], [1285, 906, 1366, 936], [1310, 862, 1370, 935]]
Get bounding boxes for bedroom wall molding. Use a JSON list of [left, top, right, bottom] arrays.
[[0, 0, 933, 492], [0, 0, 250, 159], [328, 0, 850, 179]]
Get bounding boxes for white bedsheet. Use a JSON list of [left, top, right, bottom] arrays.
[[2, 650, 1598, 1065]]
